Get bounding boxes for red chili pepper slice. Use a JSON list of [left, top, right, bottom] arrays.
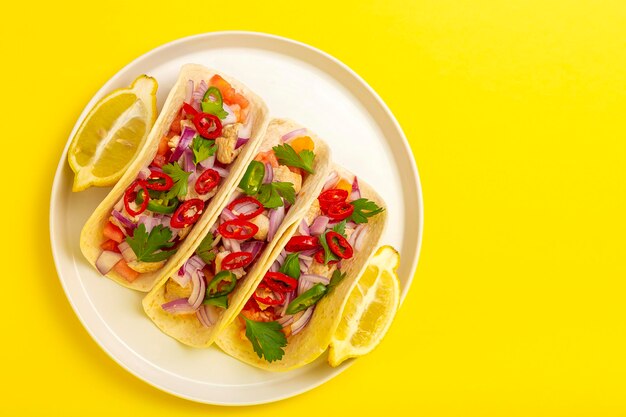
[[314, 249, 339, 265], [253, 282, 286, 306], [326, 231, 354, 259], [326, 201, 354, 221], [285, 235, 320, 252], [193, 112, 222, 139], [145, 170, 174, 191], [227, 197, 264, 220], [170, 198, 204, 228], [124, 180, 149, 216], [318, 189, 348, 210], [221, 251, 253, 270], [195, 169, 221, 194], [217, 219, 259, 240], [263, 272, 298, 293], [182, 102, 198, 117]]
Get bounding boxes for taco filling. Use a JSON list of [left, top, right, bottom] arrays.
[[238, 170, 384, 362], [158, 132, 318, 327], [94, 75, 255, 282]]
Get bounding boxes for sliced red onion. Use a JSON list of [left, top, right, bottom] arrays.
[[137, 167, 151, 181], [268, 205, 285, 242], [323, 171, 339, 191], [222, 238, 232, 252], [196, 305, 212, 327], [212, 166, 230, 178], [169, 126, 195, 163], [199, 154, 215, 169], [118, 241, 137, 263], [187, 255, 206, 270], [238, 115, 254, 139], [355, 226, 368, 251], [280, 292, 294, 317], [138, 216, 159, 233], [185, 80, 194, 104], [161, 298, 197, 315], [309, 216, 329, 236], [230, 200, 258, 218], [187, 171, 198, 191], [298, 276, 314, 296], [281, 128, 307, 142], [192, 80, 208, 110], [96, 251, 123, 275], [221, 103, 237, 125], [298, 274, 330, 295], [350, 176, 361, 201], [220, 208, 237, 222], [299, 256, 313, 273], [183, 148, 195, 172], [172, 264, 191, 287], [269, 260, 280, 272], [114, 199, 123, 212], [299, 248, 318, 257], [263, 162, 274, 184], [112, 210, 136, 231], [223, 238, 241, 252], [277, 314, 294, 327], [188, 269, 206, 310], [241, 241, 265, 262], [235, 137, 249, 149], [292, 307, 314, 335], [298, 219, 310, 236], [348, 224, 365, 247]]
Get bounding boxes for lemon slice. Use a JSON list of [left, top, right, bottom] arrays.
[[328, 245, 401, 367], [68, 75, 157, 191]]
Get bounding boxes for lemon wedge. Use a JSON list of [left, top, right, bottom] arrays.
[[328, 245, 401, 367], [68, 75, 157, 191]]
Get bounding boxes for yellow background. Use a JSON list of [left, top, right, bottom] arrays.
[[2, 0, 625, 415]]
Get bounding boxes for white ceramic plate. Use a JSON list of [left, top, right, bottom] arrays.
[[50, 31, 423, 405]]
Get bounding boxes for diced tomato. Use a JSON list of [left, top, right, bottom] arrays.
[[157, 135, 169, 156], [288, 166, 303, 176], [289, 136, 315, 154], [100, 239, 120, 253], [254, 150, 279, 168], [152, 154, 167, 168], [335, 179, 352, 194], [103, 222, 125, 243], [113, 259, 140, 282], [169, 109, 184, 135], [209, 74, 249, 109]]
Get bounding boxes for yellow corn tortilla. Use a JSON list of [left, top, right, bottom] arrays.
[[215, 165, 387, 371], [141, 119, 333, 347], [80, 64, 270, 292]]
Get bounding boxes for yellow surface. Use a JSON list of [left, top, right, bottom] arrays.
[[2, 0, 625, 415]]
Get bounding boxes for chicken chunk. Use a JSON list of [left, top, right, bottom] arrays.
[[273, 165, 302, 194], [214, 251, 231, 273], [164, 278, 192, 302], [250, 214, 269, 241], [309, 260, 336, 277], [216, 123, 242, 164], [304, 199, 321, 225], [167, 134, 180, 151]]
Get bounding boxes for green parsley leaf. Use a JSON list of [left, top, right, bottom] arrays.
[[332, 220, 347, 237], [195, 233, 216, 264], [256, 182, 296, 209], [125, 224, 176, 263], [162, 162, 191, 200], [349, 198, 385, 224], [318, 230, 339, 265], [243, 317, 287, 362], [203, 295, 228, 309], [191, 136, 217, 165], [272, 143, 315, 174], [280, 252, 301, 279], [326, 269, 347, 294]]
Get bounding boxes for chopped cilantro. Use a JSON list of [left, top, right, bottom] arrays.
[[272, 143, 315, 174], [191, 135, 217, 165], [256, 182, 296, 209], [243, 317, 287, 362], [332, 220, 347, 237], [280, 252, 301, 279], [349, 198, 384, 224], [125, 224, 176, 263], [162, 162, 190, 200], [318, 230, 339, 265], [195, 233, 216, 265]]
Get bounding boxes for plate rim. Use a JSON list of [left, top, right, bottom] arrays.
[[49, 30, 424, 405]]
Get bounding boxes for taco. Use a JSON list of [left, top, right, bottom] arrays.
[[215, 166, 386, 370], [141, 119, 332, 347], [80, 64, 270, 291]]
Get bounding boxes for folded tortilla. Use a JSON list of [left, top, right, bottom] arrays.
[[215, 165, 387, 371], [80, 64, 270, 291], [141, 119, 333, 347]]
